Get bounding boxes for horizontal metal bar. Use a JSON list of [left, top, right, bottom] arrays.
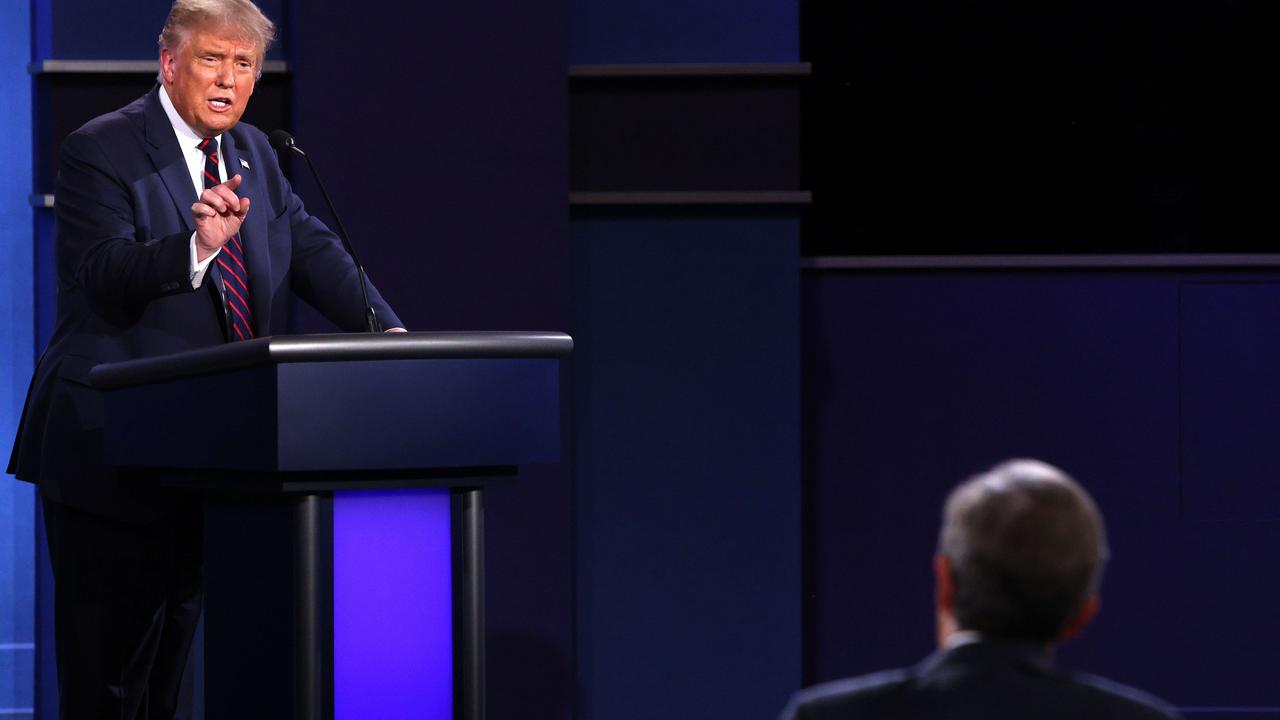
[[802, 254, 1280, 270], [1178, 709, 1280, 714], [91, 331, 574, 390], [31, 59, 289, 74], [571, 191, 811, 206], [569, 62, 811, 78]]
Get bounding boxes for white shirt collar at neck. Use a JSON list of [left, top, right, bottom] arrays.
[[943, 630, 984, 650]]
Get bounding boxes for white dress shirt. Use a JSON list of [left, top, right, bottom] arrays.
[[158, 85, 224, 289]]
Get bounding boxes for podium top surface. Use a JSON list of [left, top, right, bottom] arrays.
[[90, 331, 573, 390]]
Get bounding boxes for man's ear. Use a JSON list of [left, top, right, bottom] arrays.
[[934, 554, 960, 646], [1058, 595, 1100, 642], [160, 48, 176, 84], [934, 554, 955, 612]]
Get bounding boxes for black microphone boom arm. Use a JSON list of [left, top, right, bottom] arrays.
[[269, 129, 382, 333]]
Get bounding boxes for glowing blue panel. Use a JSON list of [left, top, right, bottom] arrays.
[[1, 0, 35, 716], [333, 489, 453, 719]]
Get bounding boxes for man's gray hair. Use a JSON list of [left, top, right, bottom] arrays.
[[157, 0, 277, 79], [939, 459, 1109, 642]]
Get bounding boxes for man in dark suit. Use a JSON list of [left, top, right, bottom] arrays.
[[780, 459, 1180, 720], [7, 0, 403, 716]]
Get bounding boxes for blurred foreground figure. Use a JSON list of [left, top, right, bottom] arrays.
[[780, 459, 1180, 720]]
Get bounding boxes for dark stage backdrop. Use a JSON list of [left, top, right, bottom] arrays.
[[33, 1, 1278, 719], [571, 0, 798, 62], [573, 213, 801, 719], [802, 270, 1280, 716], [568, 0, 804, 718], [802, 0, 1278, 254]]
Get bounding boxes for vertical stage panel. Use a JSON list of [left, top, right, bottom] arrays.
[[1, 0, 35, 717], [333, 489, 453, 719], [573, 213, 802, 720], [1180, 281, 1280, 521]]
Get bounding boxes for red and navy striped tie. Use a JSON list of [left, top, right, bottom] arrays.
[[199, 137, 254, 340]]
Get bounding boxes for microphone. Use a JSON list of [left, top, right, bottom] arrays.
[[269, 129, 382, 333]]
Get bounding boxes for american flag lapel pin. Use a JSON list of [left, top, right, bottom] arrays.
[[240, 158, 250, 170]]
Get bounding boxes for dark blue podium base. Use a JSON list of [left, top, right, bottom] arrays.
[[203, 483, 490, 720]]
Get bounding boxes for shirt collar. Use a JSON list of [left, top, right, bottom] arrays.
[[940, 632, 1055, 668], [158, 84, 221, 150], [943, 630, 984, 650]]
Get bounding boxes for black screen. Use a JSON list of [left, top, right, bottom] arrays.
[[802, 0, 1276, 254]]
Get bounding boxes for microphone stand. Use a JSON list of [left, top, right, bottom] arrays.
[[272, 132, 381, 333]]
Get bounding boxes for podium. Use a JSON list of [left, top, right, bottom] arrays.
[[89, 331, 572, 720]]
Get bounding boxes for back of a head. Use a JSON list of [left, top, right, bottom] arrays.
[[939, 459, 1108, 643]]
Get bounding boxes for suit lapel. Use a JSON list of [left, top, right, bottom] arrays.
[[221, 130, 272, 337], [139, 88, 197, 234]]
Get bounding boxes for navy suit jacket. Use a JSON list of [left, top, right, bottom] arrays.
[[781, 640, 1180, 720], [8, 87, 402, 522]]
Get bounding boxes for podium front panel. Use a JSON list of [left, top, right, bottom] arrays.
[[103, 356, 561, 473], [277, 357, 559, 471]]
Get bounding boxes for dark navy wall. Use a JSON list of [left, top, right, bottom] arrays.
[[568, 0, 804, 717], [291, 4, 568, 334], [802, 270, 1280, 711], [574, 214, 801, 719], [27, 0, 1272, 718], [570, 0, 798, 63]]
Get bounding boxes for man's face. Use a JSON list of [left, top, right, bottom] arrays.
[[161, 26, 259, 138]]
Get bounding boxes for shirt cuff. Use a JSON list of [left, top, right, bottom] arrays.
[[190, 233, 219, 289]]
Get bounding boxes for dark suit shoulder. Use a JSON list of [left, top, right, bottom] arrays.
[[780, 669, 912, 719], [1069, 671, 1182, 719], [779, 646, 1183, 720], [228, 120, 273, 154], [62, 115, 133, 164]]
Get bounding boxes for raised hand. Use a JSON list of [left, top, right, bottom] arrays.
[[192, 174, 251, 261]]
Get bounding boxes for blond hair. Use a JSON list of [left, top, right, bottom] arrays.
[[158, 0, 276, 79]]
